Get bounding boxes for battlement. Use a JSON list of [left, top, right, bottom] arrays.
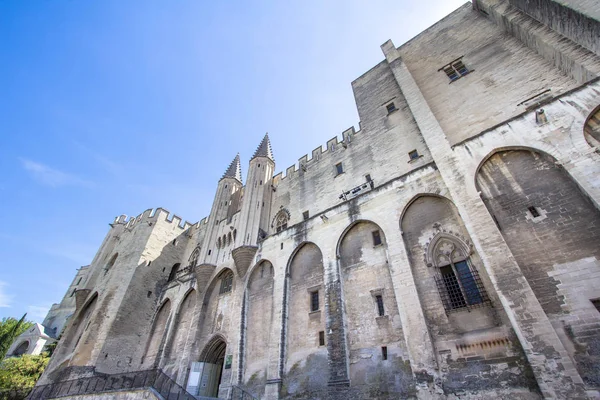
[[273, 126, 360, 184], [112, 207, 199, 232]]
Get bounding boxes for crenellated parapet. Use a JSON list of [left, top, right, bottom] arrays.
[[272, 126, 359, 184], [111, 207, 200, 233]]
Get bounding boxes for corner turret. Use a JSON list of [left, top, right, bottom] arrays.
[[233, 134, 276, 277], [200, 155, 244, 262], [221, 153, 243, 183], [250, 133, 274, 162]]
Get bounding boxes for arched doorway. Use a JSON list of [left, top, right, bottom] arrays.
[[12, 341, 29, 356], [187, 336, 227, 398]]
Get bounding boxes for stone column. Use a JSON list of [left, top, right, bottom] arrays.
[[381, 40, 586, 398], [324, 254, 350, 388], [263, 262, 286, 400], [380, 218, 443, 398]]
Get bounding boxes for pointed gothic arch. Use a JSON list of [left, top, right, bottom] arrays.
[[188, 247, 201, 268], [272, 208, 290, 233]]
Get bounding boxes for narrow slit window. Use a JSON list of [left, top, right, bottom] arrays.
[[310, 290, 320, 312], [372, 230, 382, 246], [375, 295, 385, 316], [335, 162, 344, 176], [381, 346, 388, 360], [319, 331, 325, 346], [303, 211, 310, 220]]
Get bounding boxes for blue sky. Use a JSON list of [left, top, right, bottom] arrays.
[[0, 0, 468, 322]]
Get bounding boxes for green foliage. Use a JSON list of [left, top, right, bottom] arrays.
[[0, 315, 34, 360], [0, 353, 49, 390]]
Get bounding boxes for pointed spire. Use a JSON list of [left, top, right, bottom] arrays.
[[221, 154, 242, 182], [251, 133, 274, 161]]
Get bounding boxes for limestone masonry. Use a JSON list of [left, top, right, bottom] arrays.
[[31, 0, 600, 399]]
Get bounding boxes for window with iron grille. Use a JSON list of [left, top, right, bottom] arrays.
[[375, 295, 385, 316], [310, 290, 319, 312], [439, 57, 471, 83], [219, 271, 233, 294], [434, 259, 488, 312]]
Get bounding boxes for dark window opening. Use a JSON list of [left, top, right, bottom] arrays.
[[591, 299, 600, 313], [76, 277, 82, 285], [147, 291, 152, 298], [70, 289, 76, 297], [219, 271, 233, 294], [310, 291, 319, 312], [319, 331, 325, 346], [386, 103, 397, 114], [335, 162, 344, 175], [409, 150, 419, 160], [435, 260, 487, 312], [280, 243, 284, 250], [172, 239, 177, 246], [168, 263, 181, 282], [365, 174, 371, 182], [528, 206, 540, 218], [375, 295, 385, 316], [303, 211, 310, 220], [372, 230, 382, 246], [208, 249, 212, 255], [440, 58, 470, 82], [381, 346, 388, 360], [439, 265, 467, 309]]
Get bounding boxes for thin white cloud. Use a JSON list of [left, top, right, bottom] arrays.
[[0, 281, 13, 308], [19, 158, 95, 188], [27, 305, 51, 322]]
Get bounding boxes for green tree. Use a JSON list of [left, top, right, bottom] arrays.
[[0, 353, 49, 389], [0, 315, 34, 360]]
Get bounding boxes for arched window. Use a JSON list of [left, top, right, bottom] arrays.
[[188, 247, 200, 268], [273, 209, 290, 233], [219, 270, 234, 294], [227, 232, 232, 246], [425, 232, 489, 312], [168, 263, 181, 282]]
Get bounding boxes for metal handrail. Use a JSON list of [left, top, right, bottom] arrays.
[[27, 369, 196, 400], [230, 385, 259, 400]]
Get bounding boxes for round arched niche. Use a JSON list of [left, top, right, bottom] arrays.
[[337, 220, 411, 393], [282, 242, 328, 396], [242, 261, 274, 396], [475, 148, 600, 388], [142, 299, 172, 366], [401, 195, 495, 332], [584, 104, 600, 148]]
